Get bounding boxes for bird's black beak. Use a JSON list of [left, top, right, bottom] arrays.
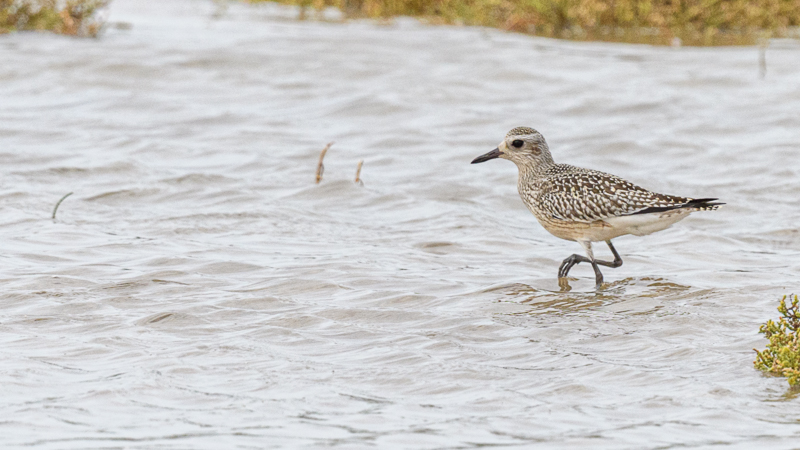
[[471, 148, 502, 164]]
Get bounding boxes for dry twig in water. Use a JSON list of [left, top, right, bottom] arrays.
[[354, 160, 364, 186], [315, 142, 333, 184], [52, 192, 73, 220], [759, 41, 768, 79]]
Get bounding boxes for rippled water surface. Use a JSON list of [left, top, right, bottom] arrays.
[[2, 0, 800, 447]]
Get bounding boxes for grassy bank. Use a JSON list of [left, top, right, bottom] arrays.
[[1, 0, 108, 37], [256, 0, 800, 45]]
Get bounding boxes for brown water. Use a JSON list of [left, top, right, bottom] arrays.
[[2, 0, 800, 447]]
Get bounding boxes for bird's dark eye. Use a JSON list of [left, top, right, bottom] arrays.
[[511, 139, 524, 148]]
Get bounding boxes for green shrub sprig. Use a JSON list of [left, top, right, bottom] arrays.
[[754, 295, 800, 387]]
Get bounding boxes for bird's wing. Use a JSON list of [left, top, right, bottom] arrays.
[[538, 169, 691, 223]]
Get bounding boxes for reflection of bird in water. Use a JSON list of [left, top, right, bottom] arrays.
[[472, 127, 722, 288]]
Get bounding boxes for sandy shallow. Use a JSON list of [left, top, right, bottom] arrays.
[[2, 0, 800, 447]]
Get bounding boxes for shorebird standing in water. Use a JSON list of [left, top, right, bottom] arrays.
[[472, 127, 722, 288]]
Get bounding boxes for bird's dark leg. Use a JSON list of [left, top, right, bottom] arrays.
[[593, 240, 623, 269], [559, 240, 597, 281], [558, 241, 623, 288], [558, 254, 592, 278], [590, 261, 604, 287], [579, 241, 604, 288]]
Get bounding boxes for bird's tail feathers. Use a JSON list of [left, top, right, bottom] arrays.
[[632, 197, 724, 215]]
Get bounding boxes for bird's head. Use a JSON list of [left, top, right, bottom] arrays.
[[471, 127, 554, 169]]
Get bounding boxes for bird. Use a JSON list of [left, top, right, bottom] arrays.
[[471, 127, 722, 288]]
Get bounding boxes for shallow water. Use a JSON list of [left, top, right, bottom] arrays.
[[2, 0, 800, 448]]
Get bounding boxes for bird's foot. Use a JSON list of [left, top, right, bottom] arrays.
[[558, 254, 590, 278]]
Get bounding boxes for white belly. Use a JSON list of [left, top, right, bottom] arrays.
[[602, 210, 692, 237]]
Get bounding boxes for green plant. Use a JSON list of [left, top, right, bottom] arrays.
[[754, 294, 800, 387], [1, 0, 109, 37]]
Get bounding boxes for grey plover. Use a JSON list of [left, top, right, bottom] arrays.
[[472, 127, 722, 287]]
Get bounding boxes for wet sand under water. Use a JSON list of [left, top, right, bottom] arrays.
[[1, 0, 800, 447]]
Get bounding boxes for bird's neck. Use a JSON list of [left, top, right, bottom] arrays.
[[516, 157, 555, 182]]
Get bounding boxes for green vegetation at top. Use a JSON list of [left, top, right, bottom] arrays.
[[755, 295, 800, 388], [258, 0, 800, 45], [1, 0, 108, 37]]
